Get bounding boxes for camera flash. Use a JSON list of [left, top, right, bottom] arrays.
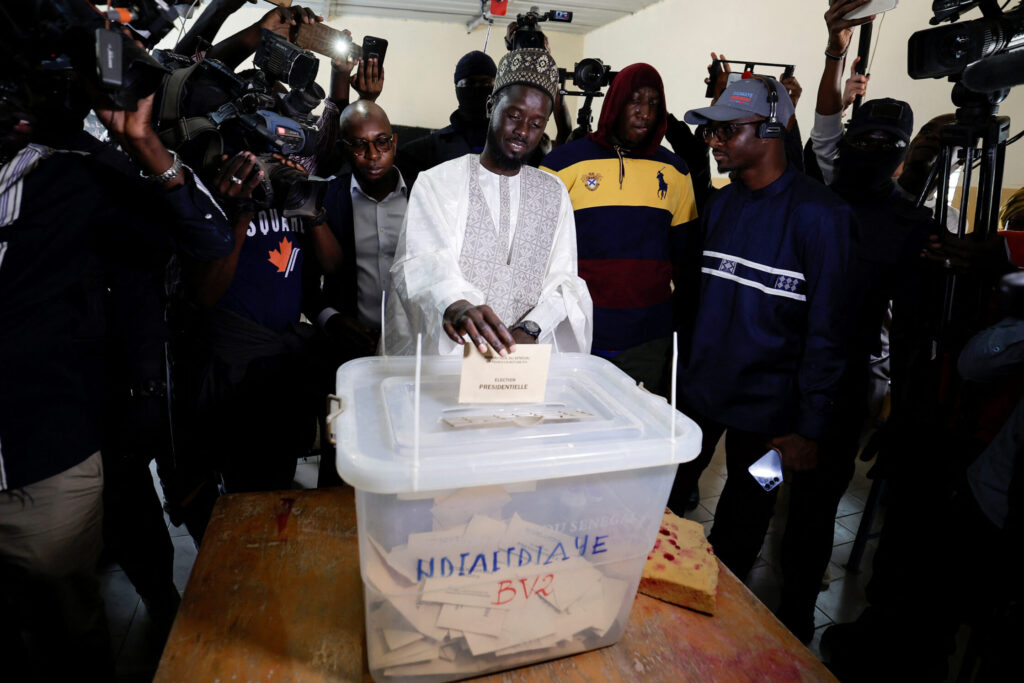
[[334, 39, 351, 57]]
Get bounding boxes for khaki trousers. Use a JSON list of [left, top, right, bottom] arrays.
[[0, 452, 113, 681]]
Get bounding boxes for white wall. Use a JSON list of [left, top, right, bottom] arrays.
[[157, 6, 584, 136], [581, 0, 1024, 187]]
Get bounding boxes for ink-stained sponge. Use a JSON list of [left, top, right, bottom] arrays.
[[638, 508, 718, 615]]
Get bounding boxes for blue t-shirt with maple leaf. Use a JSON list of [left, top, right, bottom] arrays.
[[217, 208, 305, 333]]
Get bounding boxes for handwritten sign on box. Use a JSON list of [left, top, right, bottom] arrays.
[[458, 344, 551, 404]]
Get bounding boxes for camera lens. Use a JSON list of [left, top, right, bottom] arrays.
[[573, 58, 607, 91]]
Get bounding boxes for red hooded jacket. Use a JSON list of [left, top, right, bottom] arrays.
[[588, 63, 668, 158]]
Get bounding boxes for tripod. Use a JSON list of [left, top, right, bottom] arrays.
[[560, 87, 603, 135], [920, 82, 1012, 346]]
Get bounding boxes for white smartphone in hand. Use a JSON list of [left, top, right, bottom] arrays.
[[844, 0, 898, 20], [749, 449, 784, 492]]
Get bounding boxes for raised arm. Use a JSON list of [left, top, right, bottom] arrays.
[[173, 0, 251, 58], [206, 4, 322, 69], [817, 0, 874, 117]]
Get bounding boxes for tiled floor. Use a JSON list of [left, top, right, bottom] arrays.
[[681, 437, 882, 663], [101, 458, 322, 681], [103, 452, 882, 681]]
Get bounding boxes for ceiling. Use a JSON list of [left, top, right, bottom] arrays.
[[316, 0, 660, 34]]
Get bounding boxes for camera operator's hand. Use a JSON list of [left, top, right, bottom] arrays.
[[781, 74, 803, 109], [270, 152, 309, 174], [211, 4, 322, 67], [260, 4, 322, 41], [825, 0, 876, 56], [191, 152, 263, 308], [443, 300, 516, 357], [351, 58, 384, 102], [769, 433, 819, 482], [505, 20, 550, 51], [214, 152, 263, 202], [94, 92, 156, 150], [922, 232, 1014, 276], [705, 52, 732, 103], [94, 92, 185, 191], [842, 56, 870, 113], [505, 20, 519, 50]]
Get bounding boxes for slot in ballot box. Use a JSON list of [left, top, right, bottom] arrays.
[[332, 353, 701, 682]]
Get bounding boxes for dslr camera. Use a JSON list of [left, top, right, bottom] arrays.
[[559, 59, 616, 96]]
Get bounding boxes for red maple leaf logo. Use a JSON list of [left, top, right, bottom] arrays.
[[267, 236, 294, 274]]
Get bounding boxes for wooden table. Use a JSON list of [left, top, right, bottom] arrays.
[[156, 488, 836, 682]]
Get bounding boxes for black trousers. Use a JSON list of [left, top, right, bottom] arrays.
[[669, 409, 857, 621], [102, 448, 176, 602], [776, 435, 857, 626], [214, 352, 318, 494], [669, 413, 777, 580]]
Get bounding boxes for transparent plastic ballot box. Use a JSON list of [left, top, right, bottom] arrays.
[[332, 352, 701, 682]]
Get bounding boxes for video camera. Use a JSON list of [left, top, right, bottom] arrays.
[[255, 30, 320, 91], [156, 30, 328, 220], [0, 1, 194, 111], [909, 0, 1024, 92], [505, 5, 573, 50]]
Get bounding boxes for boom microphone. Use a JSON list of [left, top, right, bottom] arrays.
[[962, 50, 1024, 92]]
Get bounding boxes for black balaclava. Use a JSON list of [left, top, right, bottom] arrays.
[[453, 51, 496, 129], [833, 98, 914, 198], [833, 139, 905, 197], [455, 86, 491, 125]]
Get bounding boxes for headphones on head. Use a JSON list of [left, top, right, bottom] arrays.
[[749, 75, 784, 140]]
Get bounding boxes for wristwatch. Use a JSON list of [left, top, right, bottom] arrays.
[[140, 149, 182, 185], [512, 320, 541, 339]]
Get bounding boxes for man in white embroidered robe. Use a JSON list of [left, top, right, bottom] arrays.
[[384, 49, 592, 356]]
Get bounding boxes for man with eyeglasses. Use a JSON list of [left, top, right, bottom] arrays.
[[384, 48, 592, 357], [666, 78, 855, 631], [317, 100, 406, 358], [398, 51, 497, 190], [310, 100, 405, 487]]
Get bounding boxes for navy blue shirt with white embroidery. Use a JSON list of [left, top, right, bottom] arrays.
[[681, 166, 854, 440]]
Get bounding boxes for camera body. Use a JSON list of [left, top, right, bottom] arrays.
[[254, 29, 320, 91], [506, 6, 573, 50], [558, 59, 616, 95], [909, 0, 1024, 88], [1, 1, 187, 111], [157, 46, 328, 219]]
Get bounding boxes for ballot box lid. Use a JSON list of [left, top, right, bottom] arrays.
[[332, 353, 701, 494]]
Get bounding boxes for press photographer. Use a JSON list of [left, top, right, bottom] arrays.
[[151, 6, 346, 534], [817, 2, 1024, 678], [0, 1, 242, 678]]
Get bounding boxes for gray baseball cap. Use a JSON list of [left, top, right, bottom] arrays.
[[684, 77, 795, 126]]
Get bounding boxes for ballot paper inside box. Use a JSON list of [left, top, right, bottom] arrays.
[[333, 354, 702, 682]]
